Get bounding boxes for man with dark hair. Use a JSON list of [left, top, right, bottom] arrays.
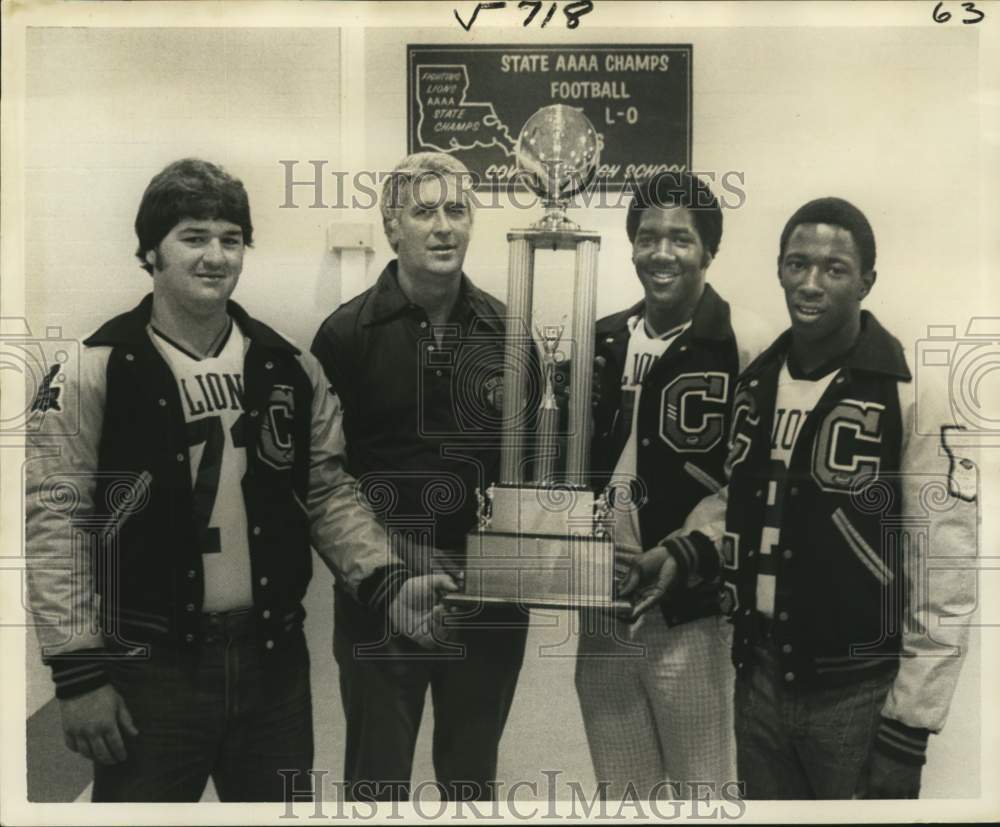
[[574, 171, 771, 800], [25, 157, 451, 802], [310, 152, 530, 802], [625, 196, 977, 799]]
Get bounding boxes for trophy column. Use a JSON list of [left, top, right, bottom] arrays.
[[500, 237, 535, 485], [503, 229, 600, 486], [566, 237, 600, 484]]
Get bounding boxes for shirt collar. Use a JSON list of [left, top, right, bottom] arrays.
[[595, 283, 733, 343], [83, 293, 299, 354], [365, 260, 503, 334], [745, 310, 911, 381]]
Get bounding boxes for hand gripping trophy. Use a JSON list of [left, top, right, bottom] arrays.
[[446, 105, 628, 615]]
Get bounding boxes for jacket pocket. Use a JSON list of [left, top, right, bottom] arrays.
[[831, 507, 893, 586]]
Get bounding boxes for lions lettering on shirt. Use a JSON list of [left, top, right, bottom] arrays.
[[150, 321, 253, 612], [610, 315, 690, 557], [755, 359, 836, 617]]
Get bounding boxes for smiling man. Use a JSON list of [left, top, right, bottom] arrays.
[[624, 197, 978, 799], [25, 158, 448, 802], [574, 171, 770, 801], [311, 152, 530, 802]]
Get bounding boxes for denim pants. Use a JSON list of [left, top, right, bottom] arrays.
[[93, 609, 313, 802], [735, 643, 895, 799]]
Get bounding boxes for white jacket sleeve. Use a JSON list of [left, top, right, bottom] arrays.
[[25, 346, 111, 697], [298, 351, 404, 605], [880, 375, 979, 738]]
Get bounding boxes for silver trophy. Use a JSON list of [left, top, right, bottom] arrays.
[[446, 105, 627, 614]]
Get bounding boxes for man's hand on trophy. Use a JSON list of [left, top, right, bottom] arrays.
[[618, 545, 679, 618], [555, 355, 605, 409], [389, 573, 459, 649]]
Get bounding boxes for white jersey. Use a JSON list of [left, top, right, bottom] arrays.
[[756, 358, 836, 617], [150, 320, 253, 611], [610, 315, 690, 553]]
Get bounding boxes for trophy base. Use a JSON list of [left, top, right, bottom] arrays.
[[445, 486, 629, 616]]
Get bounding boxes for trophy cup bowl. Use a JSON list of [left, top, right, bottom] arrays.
[[516, 105, 600, 229], [441, 106, 629, 619]]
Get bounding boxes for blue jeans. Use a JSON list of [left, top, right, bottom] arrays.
[[735, 643, 895, 799], [93, 609, 313, 802]]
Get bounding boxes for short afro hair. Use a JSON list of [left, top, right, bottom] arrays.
[[625, 171, 723, 257], [134, 158, 253, 274], [778, 197, 876, 273]]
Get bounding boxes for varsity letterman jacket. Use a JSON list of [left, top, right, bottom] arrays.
[[26, 295, 396, 699], [669, 311, 978, 765], [590, 284, 772, 627]]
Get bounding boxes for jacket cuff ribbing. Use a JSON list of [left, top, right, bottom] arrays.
[[359, 563, 413, 613], [873, 718, 930, 766], [662, 530, 720, 584], [48, 649, 111, 700]]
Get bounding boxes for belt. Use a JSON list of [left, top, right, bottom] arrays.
[[200, 607, 255, 641]]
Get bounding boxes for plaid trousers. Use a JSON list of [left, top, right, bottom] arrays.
[[574, 611, 736, 801]]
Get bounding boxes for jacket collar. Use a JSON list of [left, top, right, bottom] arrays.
[[595, 283, 734, 344], [364, 260, 502, 334], [744, 310, 911, 381], [84, 293, 300, 354]]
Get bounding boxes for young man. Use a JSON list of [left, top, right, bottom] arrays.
[[574, 171, 771, 800], [625, 197, 977, 799], [25, 158, 450, 802], [310, 152, 529, 802]]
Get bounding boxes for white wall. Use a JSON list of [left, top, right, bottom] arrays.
[[25, 27, 344, 349]]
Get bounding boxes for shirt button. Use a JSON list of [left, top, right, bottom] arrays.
[[185, 603, 195, 612], [782, 643, 793, 654], [185, 633, 195, 643], [783, 549, 794, 560], [742, 637, 749, 645], [737, 661, 744, 670], [265, 639, 275, 650], [835, 375, 845, 384], [784, 671, 796, 683], [790, 486, 799, 496], [158, 398, 167, 407], [265, 361, 274, 370], [640, 437, 650, 447], [125, 353, 135, 362], [679, 345, 688, 352], [187, 569, 196, 579], [436, 370, 443, 377], [755, 489, 762, 498], [262, 609, 271, 619], [176, 453, 185, 463], [252, 526, 262, 536], [259, 576, 269, 586], [250, 409, 259, 418], [427, 345, 435, 352], [743, 608, 752, 617], [778, 611, 789, 621], [420, 321, 428, 329], [747, 549, 756, 558], [749, 379, 758, 388]]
